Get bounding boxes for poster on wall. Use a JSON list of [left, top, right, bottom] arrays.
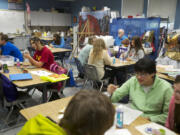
[[8, 0, 24, 10]]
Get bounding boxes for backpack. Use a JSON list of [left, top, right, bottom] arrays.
[[49, 63, 68, 91], [0, 74, 18, 102]]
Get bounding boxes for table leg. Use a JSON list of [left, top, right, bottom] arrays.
[[42, 85, 47, 103]]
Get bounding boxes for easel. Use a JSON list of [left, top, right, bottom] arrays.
[[70, 19, 94, 60]]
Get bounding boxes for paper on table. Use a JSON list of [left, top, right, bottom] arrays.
[[120, 105, 143, 125], [136, 122, 176, 135], [105, 128, 131, 135], [58, 114, 64, 120], [30, 70, 53, 76], [157, 65, 174, 69]]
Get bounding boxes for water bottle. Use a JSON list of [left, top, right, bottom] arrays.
[[116, 105, 123, 128], [16, 59, 20, 68], [113, 57, 116, 64]]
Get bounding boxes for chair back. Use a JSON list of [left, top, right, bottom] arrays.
[[74, 57, 84, 74], [84, 64, 100, 81]]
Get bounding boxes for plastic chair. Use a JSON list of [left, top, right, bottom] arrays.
[[3, 91, 31, 123], [74, 57, 85, 79], [83, 64, 106, 92]]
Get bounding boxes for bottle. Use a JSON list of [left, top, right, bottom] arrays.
[[113, 57, 116, 64], [16, 59, 20, 68], [116, 105, 123, 128]]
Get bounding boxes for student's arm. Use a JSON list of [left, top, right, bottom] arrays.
[[149, 87, 173, 124], [165, 95, 175, 129], [111, 78, 131, 103], [24, 53, 44, 68], [103, 50, 112, 65], [121, 39, 129, 45], [137, 50, 145, 59], [59, 37, 65, 48]]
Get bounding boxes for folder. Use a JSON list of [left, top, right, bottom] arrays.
[[9, 73, 32, 81]]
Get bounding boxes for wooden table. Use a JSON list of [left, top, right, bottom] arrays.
[[157, 67, 175, 82], [109, 59, 135, 69], [2, 66, 53, 102], [20, 96, 155, 135], [49, 48, 72, 54], [40, 37, 53, 41]]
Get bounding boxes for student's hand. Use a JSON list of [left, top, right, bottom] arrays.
[[121, 53, 125, 58], [107, 84, 118, 95], [126, 58, 132, 61], [49, 44, 54, 48], [23, 53, 31, 59]]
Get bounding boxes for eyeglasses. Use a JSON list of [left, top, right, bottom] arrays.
[[135, 72, 148, 77]]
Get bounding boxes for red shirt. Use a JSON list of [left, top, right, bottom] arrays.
[[33, 47, 54, 70]]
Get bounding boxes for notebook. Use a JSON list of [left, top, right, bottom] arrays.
[[9, 73, 32, 81]]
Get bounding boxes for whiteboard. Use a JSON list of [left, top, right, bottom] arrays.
[[0, 10, 25, 34]]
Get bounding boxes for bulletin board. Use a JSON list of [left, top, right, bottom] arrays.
[[0, 10, 25, 34]]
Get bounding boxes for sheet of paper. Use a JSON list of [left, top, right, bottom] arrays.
[[105, 128, 131, 135], [30, 70, 53, 76], [136, 122, 176, 135], [119, 105, 143, 125], [157, 65, 174, 69], [58, 114, 64, 120]]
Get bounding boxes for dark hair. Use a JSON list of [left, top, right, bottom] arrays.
[[130, 36, 144, 55], [174, 75, 180, 133], [53, 34, 61, 45], [59, 90, 115, 135], [0, 34, 8, 42], [175, 75, 180, 84], [30, 37, 43, 45], [134, 57, 156, 74]]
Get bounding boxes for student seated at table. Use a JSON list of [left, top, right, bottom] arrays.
[[18, 90, 115, 135], [165, 75, 180, 133], [122, 36, 145, 61], [78, 36, 96, 66], [114, 29, 129, 46], [24, 37, 54, 70], [107, 57, 173, 125], [88, 38, 113, 81], [50, 34, 65, 48], [0, 34, 23, 62]]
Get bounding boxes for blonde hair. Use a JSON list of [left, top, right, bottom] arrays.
[[91, 38, 106, 63]]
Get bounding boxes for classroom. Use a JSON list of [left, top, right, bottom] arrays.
[[0, 0, 180, 135]]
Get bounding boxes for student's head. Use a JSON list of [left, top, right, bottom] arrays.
[[91, 38, 106, 63], [59, 90, 115, 135], [174, 75, 180, 104], [0, 34, 8, 45], [174, 75, 180, 133], [118, 29, 124, 38], [53, 34, 61, 45], [29, 37, 43, 50], [134, 57, 156, 86], [131, 36, 144, 54], [88, 36, 96, 45]]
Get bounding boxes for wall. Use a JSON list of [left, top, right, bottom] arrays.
[[174, 0, 180, 29], [25, 0, 71, 12], [0, 0, 71, 12], [71, 0, 122, 17]]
